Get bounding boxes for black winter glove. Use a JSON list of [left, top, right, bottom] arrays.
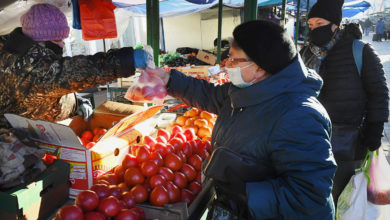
[[362, 122, 384, 151]]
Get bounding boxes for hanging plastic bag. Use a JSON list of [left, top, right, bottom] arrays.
[[367, 149, 390, 205], [79, 0, 117, 40], [125, 69, 167, 105]]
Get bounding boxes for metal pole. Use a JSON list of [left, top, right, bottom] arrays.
[[281, 0, 287, 27], [152, 0, 159, 65], [216, 0, 223, 64], [304, 0, 310, 45], [146, 1, 152, 46], [294, 0, 301, 48], [160, 18, 166, 53], [243, 0, 258, 22]]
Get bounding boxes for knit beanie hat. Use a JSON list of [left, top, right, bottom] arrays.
[[233, 20, 297, 74], [308, 0, 344, 26], [21, 3, 70, 42]]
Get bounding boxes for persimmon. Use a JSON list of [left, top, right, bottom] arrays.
[[197, 127, 212, 138], [184, 108, 199, 117], [200, 111, 213, 121], [194, 119, 208, 128], [175, 116, 188, 126], [184, 118, 196, 126]]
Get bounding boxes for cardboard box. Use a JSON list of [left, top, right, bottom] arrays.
[[0, 160, 70, 220], [4, 105, 162, 198], [196, 50, 217, 65], [177, 65, 210, 76]]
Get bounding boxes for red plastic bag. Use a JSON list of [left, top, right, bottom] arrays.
[[367, 149, 390, 205], [79, 0, 117, 40], [125, 69, 167, 105]]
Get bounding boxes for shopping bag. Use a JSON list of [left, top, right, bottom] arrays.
[[367, 149, 390, 205], [79, 0, 117, 40]]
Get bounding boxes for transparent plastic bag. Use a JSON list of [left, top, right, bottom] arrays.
[[125, 70, 167, 105], [367, 149, 390, 205]]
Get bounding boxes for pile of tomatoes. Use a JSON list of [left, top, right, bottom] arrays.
[[79, 127, 107, 149], [56, 124, 211, 220]]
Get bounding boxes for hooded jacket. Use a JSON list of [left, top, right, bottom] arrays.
[[0, 28, 135, 130], [167, 56, 337, 219]]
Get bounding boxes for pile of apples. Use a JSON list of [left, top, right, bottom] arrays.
[[79, 127, 107, 149]]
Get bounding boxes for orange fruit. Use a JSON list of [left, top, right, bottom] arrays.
[[185, 118, 196, 126], [93, 134, 102, 143], [81, 130, 93, 141], [176, 116, 189, 126], [194, 119, 208, 128], [197, 127, 212, 138], [184, 108, 200, 117], [200, 111, 213, 121], [202, 136, 211, 142]]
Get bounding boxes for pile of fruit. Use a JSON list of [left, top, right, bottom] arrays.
[[173, 108, 217, 141], [78, 127, 108, 149]]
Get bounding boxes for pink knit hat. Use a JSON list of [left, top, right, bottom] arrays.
[[21, 3, 70, 42]]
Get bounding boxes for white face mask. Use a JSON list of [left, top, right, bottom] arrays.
[[225, 63, 255, 88]]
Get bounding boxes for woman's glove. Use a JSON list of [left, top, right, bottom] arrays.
[[133, 49, 154, 69], [362, 122, 384, 151]]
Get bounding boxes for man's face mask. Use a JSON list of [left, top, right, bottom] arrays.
[[225, 63, 255, 88], [308, 23, 335, 46], [45, 41, 63, 55]]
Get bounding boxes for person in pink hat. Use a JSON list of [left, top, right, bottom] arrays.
[[0, 3, 150, 133]]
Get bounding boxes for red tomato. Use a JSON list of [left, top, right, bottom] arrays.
[[173, 172, 188, 189], [118, 200, 127, 210], [130, 184, 148, 203], [130, 207, 146, 220], [140, 160, 158, 177], [93, 127, 107, 135], [168, 137, 184, 153], [121, 191, 136, 209], [158, 167, 175, 181], [164, 152, 183, 171], [143, 136, 157, 148], [84, 211, 106, 220], [157, 129, 170, 141], [57, 205, 83, 220], [180, 164, 197, 182], [92, 134, 102, 143], [165, 143, 175, 154], [173, 133, 187, 144], [156, 135, 167, 144], [178, 151, 187, 164], [114, 165, 125, 182], [198, 148, 210, 160], [122, 154, 138, 169], [195, 172, 202, 183], [98, 196, 120, 217], [153, 143, 167, 156], [99, 174, 119, 185], [85, 142, 95, 149], [149, 174, 167, 188], [183, 129, 196, 141], [90, 184, 110, 199], [75, 190, 99, 212], [181, 189, 195, 205], [130, 144, 141, 156], [117, 182, 129, 192], [188, 181, 202, 195], [150, 185, 169, 206], [115, 209, 138, 220], [149, 151, 164, 167], [202, 140, 212, 153], [171, 126, 183, 137], [182, 142, 193, 158], [136, 146, 150, 163], [124, 167, 145, 186], [109, 186, 123, 199], [154, 84, 167, 99], [165, 181, 181, 203], [81, 130, 93, 141], [141, 86, 155, 101], [96, 179, 110, 186], [188, 154, 203, 171]]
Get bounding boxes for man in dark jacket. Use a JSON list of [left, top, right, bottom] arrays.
[[0, 3, 148, 132], [150, 20, 337, 219], [300, 0, 389, 206]]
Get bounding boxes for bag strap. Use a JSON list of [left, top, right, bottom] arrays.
[[352, 39, 365, 77], [359, 150, 375, 185]]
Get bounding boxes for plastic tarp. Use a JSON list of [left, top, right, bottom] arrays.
[[343, 0, 371, 18]]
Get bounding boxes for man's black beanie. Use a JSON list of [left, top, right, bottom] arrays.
[[308, 0, 344, 26], [233, 20, 297, 74]]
